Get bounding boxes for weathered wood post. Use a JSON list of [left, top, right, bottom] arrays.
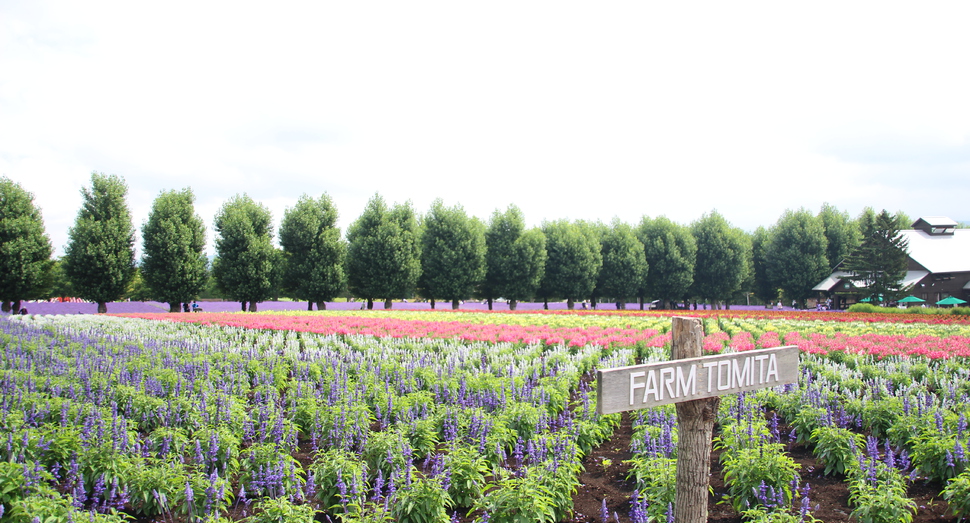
[[671, 316, 719, 523]]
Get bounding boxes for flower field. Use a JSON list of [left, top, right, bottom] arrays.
[[2, 309, 970, 522]]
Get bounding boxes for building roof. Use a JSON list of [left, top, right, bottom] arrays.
[[902, 228, 970, 273], [912, 216, 959, 229], [813, 271, 850, 291]]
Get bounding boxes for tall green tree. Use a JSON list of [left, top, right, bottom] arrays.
[[843, 209, 910, 303], [419, 199, 486, 309], [63, 173, 136, 313], [0, 177, 53, 312], [749, 226, 775, 305], [537, 220, 602, 310], [595, 219, 648, 309], [346, 194, 421, 309], [689, 211, 750, 309], [211, 194, 275, 312], [636, 216, 696, 309], [764, 208, 830, 307], [817, 203, 860, 270], [279, 193, 346, 310], [140, 188, 208, 312], [481, 206, 548, 310]]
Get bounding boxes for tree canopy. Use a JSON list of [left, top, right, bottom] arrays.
[[211, 194, 276, 311], [0, 177, 53, 310], [346, 194, 422, 309], [818, 203, 860, 270], [843, 209, 910, 303], [63, 173, 136, 313], [537, 220, 602, 309], [140, 188, 208, 312], [637, 216, 695, 309], [279, 193, 346, 310], [690, 211, 750, 308], [596, 220, 648, 309], [764, 208, 830, 307], [481, 205, 548, 310], [419, 199, 486, 309]]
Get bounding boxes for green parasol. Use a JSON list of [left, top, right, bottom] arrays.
[[898, 295, 925, 303], [936, 296, 968, 306]]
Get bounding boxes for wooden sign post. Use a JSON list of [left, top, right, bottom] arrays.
[[596, 317, 799, 523]]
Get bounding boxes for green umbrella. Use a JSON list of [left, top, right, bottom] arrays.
[[860, 295, 883, 303], [898, 295, 925, 303], [936, 296, 968, 306]]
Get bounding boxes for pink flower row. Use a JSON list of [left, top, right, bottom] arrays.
[[119, 313, 664, 349]]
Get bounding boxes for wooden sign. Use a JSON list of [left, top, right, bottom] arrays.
[[596, 345, 799, 415]]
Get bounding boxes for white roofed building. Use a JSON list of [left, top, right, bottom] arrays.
[[813, 216, 970, 308]]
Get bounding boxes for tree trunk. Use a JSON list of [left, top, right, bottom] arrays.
[[567, 298, 575, 310], [509, 299, 518, 311], [169, 302, 180, 312], [451, 298, 460, 309], [616, 301, 624, 310], [672, 316, 720, 523], [307, 301, 314, 311], [639, 297, 644, 310], [367, 298, 373, 310], [1, 302, 9, 313], [543, 298, 548, 310], [250, 301, 258, 312], [430, 298, 436, 309], [384, 298, 392, 309], [487, 298, 493, 311], [317, 302, 326, 310], [13, 300, 21, 313], [97, 301, 108, 314]]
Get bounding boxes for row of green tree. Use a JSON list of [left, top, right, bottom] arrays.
[[0, 173, 913, 313]]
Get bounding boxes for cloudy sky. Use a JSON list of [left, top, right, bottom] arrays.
[[3, 1, 969, 256]]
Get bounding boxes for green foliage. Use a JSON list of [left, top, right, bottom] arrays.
[[690, 211, 751, 304], [390, 475, 453, 523], [127, 459, 188, 516], [625, 456, 676, 522], [63, 172, 136, 312], [346, 193, 422, 307], [846, 464, 915, 523], [595, 219, 648, 308], [0, 177, 53, 304], [308, 449, 369, 512], [943, 469, 970, 521], [721, 443, 800, 512], [472, 474, 558, 523], [537, 220, 602, 308], [764, 208, 830, 305], [141, 188, 208, 310], [818, 202, 860, 270], [241, 497, 317, 523], [749, 226, 776, 305], [239, 442, 305, 498], [843, 209, 910, 303], [911, 431, 963, 482], [419, 199, 486, 307], [445, 444, 489, 507], [810, 426, 863, 476], [741, 507, 823, 522], [8, 493, 132, 523], [481, 205, 547, 308], [279, 193, 346, 308], [211, 194, 276, 309], [636, 215, 696, 307]]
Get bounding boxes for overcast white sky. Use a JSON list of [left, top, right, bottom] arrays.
[[3, 1, 969, 256]]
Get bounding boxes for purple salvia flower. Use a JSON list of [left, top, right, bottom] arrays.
[[601, 498, 609, 522]]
